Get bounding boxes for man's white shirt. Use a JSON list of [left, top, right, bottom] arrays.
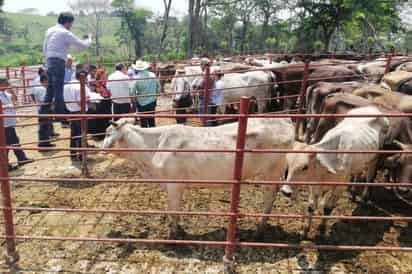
[[107, 70, 131, 104], [64, 80, 102, 112], [43, 24, 91, 61]]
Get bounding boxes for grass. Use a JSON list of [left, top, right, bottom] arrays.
[[0, 12, 123, 66]]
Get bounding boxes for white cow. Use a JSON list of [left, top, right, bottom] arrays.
[[102, 117, 295, 238], [190, 70, 276, 113], [281, 106, 389, 237]]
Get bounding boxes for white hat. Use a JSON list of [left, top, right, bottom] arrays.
[[67, 54, 74, 60], [176, 64, 185, 73], [132, 60, 150, 71], [200, 58, 211, 65]]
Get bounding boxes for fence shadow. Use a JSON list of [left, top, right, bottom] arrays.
[[106, 224, 301, 264], [307, 197, 397, 273]]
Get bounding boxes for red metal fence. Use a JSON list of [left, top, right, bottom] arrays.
[[1, 52, 412, 271]]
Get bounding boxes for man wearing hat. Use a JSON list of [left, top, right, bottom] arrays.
[[0, 78, 33, 171], [130, 60, 160, 128]]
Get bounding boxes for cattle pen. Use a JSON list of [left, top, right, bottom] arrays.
[[1, 52, 412, 273]]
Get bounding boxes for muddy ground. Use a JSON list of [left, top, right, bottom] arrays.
[[1, 94, 412, 273]]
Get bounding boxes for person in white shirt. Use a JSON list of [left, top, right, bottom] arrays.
[[107, 63, 131, 119], [64, 69, 98, 163], [29, 67, 46, 96], [42, 12, 92, 116], [0, 78, 33, 171], [31, 75, 58, 148]]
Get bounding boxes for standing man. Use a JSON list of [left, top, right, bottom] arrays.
[[130, 60, 160, 128], [42, 12, 92, 116], [64, 54, 75, 83], [206, 70, 224, 126], [107, 63, 131, 119], [31, 74, 58, 149], [0, 78, 33, 171]]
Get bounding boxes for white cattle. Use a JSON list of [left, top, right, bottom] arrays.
[[102, 117, 295, 238], [281, 106, 389, 237], [171, 64, 276, 114], [190, 70, 276, 113]]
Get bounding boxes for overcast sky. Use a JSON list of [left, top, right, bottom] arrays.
[[3, 0, 188, 16]]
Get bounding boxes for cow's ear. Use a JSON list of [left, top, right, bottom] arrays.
[[316, 153, 337, 174]]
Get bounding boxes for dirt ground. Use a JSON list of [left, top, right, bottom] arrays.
[[1, 94, 412, 273]]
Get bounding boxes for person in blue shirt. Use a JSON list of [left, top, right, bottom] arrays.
[[0, 78, 33, 171], [130, 61, 160, 128], [127, 64, 136, 77], [207, 70, 224, 126]]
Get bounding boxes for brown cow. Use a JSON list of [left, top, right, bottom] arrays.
[[305, 81, 366, 142], [307, 93, 372, 144], [353, 85, 412, 113], [304, 92, 412, 201], [273, 64, 361, 110]]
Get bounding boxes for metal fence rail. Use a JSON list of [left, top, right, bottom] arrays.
[[0, 52, 412, 272]]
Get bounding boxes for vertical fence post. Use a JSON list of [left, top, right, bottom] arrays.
[[79, 73, 89, 177], [13, 69, 17, 79], [202, 64, 211, 126], [295, 59, 310, 140], [384, 53, 393, 75], [0, 102, 18, 263], [223, 96, 249, 273], [21, 66, 27, 104], [6, 66, 10, 80]]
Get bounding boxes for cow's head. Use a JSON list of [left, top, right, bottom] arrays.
[[102, 118, 137, 149], [387, 141, 412, 186], [281, 141, 339, 197]]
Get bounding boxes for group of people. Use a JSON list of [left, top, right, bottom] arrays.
[[2, 11, 224, 171]]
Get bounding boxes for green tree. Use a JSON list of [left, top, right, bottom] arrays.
[[112, 0, 152, 57], [0, 0, 11, 40]]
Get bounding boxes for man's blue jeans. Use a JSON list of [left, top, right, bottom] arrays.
[[41, 58, 66, 114], [39, 58, 65, 144]]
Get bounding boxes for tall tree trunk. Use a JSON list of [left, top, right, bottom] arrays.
[[135, 36, 142, 57], [187, 0, 194, 57], [228, 26, 233, 53], [261, 13, 270, 49], [202, 1, 208, 53], [95, 14, 100, 56], [194, 0, 202, 53], [158, 0, 172, 58], [240, 18, 249, 54]]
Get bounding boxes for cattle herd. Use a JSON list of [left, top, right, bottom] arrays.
[[103, 53, 412, 240]]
